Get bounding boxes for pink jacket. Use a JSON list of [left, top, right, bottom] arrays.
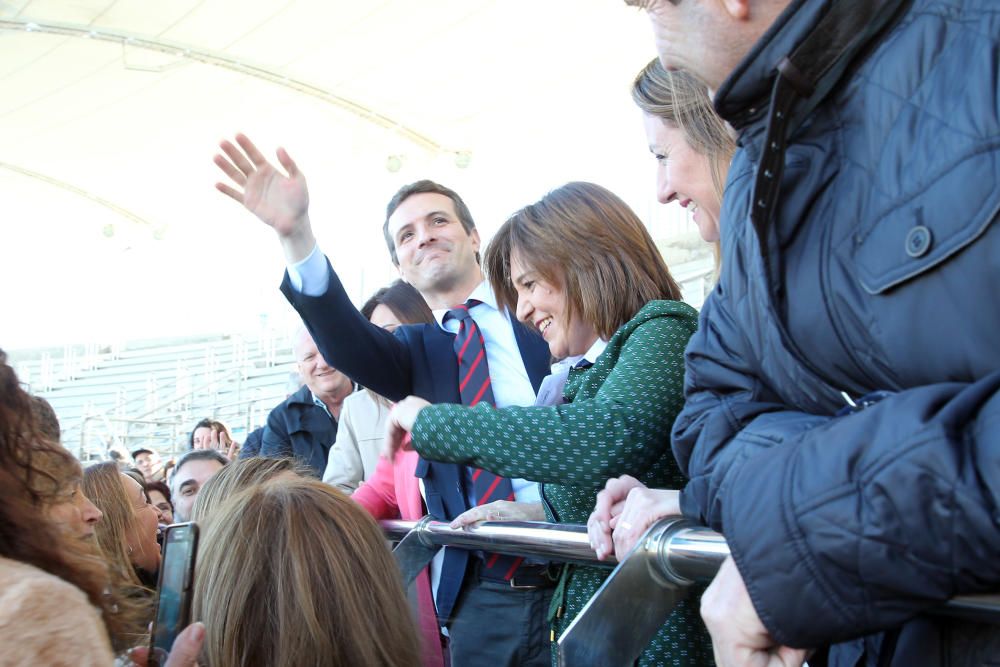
[[354, 452, 444, 667]]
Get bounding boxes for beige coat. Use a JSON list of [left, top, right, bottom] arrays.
[[0, 555, 114, 666], [322, 390, 388, 494]]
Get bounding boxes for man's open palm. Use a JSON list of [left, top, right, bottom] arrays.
[[214, 133, 309, 238]]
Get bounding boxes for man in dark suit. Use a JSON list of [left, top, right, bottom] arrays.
[[214, 134, 553, 666], [259, 327, 352, 476]]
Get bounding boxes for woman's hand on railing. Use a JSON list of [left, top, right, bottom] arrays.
[[589, 476, 685, 560], [609, 487, 681, 560], [449, 500, 545, 529], [588, 475, 647, 560], [701, 557, 808, 667]]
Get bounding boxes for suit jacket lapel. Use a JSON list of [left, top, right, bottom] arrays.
[[420, 324, 461, 404], [414, 324, 465, 515]]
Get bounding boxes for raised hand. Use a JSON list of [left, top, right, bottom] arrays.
[[213, 134, 315, 262]]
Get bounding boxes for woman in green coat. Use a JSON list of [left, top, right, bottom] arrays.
[[386, 181, 713, 667]]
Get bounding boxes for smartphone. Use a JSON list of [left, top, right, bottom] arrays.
[[149, 522, 199, 667]]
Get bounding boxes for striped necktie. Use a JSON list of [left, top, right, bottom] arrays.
[[444, 300, 524, 579]]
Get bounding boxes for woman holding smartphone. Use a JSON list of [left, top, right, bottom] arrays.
[[0, 350, 202, 666]]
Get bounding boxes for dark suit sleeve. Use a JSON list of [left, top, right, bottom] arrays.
[[280, 259, 414, 402]]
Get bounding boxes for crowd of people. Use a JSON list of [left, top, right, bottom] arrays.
[[2, 0, 998, 665]]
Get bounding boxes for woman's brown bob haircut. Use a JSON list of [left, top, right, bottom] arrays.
[[485, 181, 682, 341], [193, 477, 421, 666]]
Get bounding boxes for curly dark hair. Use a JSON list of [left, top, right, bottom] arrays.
[[0, 349, 138, 650]]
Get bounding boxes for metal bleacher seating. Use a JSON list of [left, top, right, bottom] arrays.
[[9, 330, 296, 462], [8, 250, 715, 465]]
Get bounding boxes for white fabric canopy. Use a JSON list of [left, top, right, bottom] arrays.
[[1, 1, 702, 348]]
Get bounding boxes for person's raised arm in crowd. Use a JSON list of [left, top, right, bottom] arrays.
[[215, 138, 555, 666], [213, 135, 414, 402]]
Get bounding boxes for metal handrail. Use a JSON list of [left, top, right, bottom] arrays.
[[382, 517, 1000, 667], [383, 518, 616, 569]]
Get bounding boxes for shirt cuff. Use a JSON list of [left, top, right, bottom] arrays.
[[287, 243, 329, 296]]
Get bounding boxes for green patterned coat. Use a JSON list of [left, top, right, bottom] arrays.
[[411, 300, 714, 666]]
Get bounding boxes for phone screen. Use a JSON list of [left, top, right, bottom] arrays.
[[149, 522, 198, 666]]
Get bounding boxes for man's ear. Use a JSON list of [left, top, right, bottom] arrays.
[[469, 228, 481, 252], [720, 0, 750, 20]]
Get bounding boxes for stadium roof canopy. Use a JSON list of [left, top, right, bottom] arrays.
[[1, 1, 679, 348]]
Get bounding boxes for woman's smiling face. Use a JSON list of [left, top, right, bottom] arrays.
[[510, 252, 597, 360], [643, 112, 720, 242]]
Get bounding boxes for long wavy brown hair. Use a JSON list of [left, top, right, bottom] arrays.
[[193, 477, 422, 666], [0, 349, 134, 650]]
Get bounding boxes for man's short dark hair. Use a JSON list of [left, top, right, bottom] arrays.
[[382, 180, 478, 265], [171, 448, 229, 486], [131, 447, 154, 459]]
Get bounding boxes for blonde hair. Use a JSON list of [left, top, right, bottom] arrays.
[[485, 181, 681, 341], [632, 60, 734, 198], [193, 478, 421, 666], [632, 59, 735, 270], [80, 461, 153, 648], [82, 463, 146, 588], [190, 456, 307, 522]]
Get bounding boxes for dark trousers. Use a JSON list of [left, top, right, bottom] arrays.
[[446, 567, 553, 667]]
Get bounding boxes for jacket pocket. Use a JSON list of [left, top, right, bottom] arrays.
[[854, 149, 1000, 294]]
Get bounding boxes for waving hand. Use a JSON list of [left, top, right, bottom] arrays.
[[214, 133, 315, 261]]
